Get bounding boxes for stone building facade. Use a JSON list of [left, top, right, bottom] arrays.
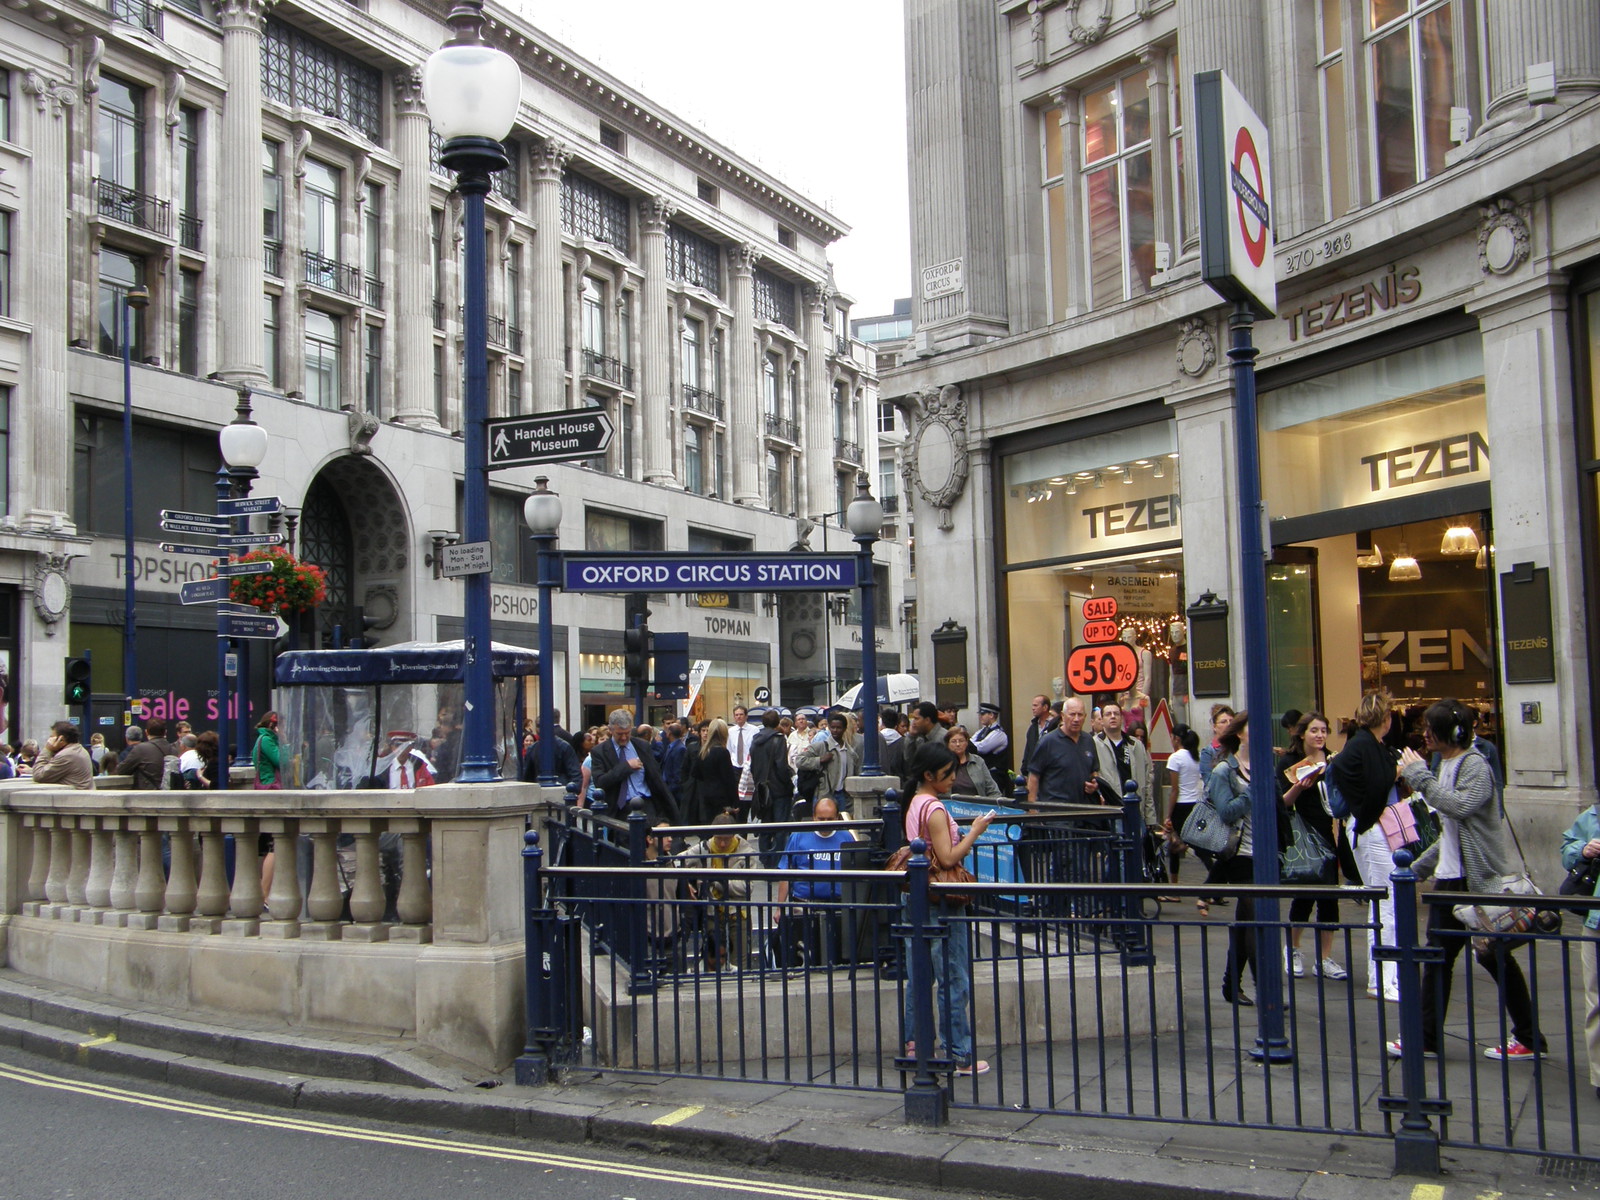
[[0, 0, 904, 740], [889, 0, 1600, 846]]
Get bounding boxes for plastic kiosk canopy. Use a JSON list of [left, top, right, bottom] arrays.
[[272, 640, 539, 788]]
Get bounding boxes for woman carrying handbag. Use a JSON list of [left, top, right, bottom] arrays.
[[1387, 699, 1546, 1062], [1329, 690, 1403, 1002], [1205, 712, 1281, 1006]]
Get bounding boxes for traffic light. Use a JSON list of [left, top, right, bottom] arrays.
[[64, 656, 92, 705], [623, 624, 652, 690], [651, 632, 690, 700]]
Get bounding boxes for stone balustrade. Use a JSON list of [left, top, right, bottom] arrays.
[[0, 779, 560, 1071]]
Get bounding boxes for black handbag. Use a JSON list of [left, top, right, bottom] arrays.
[[1559, 856, 1600, 917]]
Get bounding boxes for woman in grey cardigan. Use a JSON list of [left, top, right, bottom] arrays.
[[1388, 699, 1546, 1062]]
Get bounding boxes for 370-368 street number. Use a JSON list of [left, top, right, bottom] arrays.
[[1065, 642, 1139, 695]]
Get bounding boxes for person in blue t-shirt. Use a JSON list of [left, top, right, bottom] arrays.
[[773, 798, 856, 966]]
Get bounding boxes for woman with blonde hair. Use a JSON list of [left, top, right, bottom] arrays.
[[1329, 689, 1402, 1001], [684, 717, 740, 826]]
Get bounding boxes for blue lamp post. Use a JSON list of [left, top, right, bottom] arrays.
[[524, 477, 562, 787], [846, 473, 884, 776], [219, 388, 268, 768], [121, 285, 149, 722], [422, 0, 522, 784]]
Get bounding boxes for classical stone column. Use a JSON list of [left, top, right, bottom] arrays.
[[639, 197, 676, 485], [20, 71, 77, 530], [214, 0, 268, 386], [803, 284, 836, 518], [393, 70, 439, 426], [530, 139, 570, 414], [728, 244, 762, 506], [1483, 0, 1600, 122]]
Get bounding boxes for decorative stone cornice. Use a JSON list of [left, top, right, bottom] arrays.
[[23, 71, 78, 118]]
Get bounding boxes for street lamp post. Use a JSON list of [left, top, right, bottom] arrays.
[[524, 478, 562, 787], [121, 286, 149, 722], [219, 387, 268, 769], [423, 0, 522, 784], [846, 474, 884, 776]]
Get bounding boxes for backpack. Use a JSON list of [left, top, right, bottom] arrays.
[[160, 753, 183, 790]]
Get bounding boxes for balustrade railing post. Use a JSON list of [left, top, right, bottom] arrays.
[[262, 818, 302, 935], [626, 804, 654, 996], [1378, 847, 1447, 1174], [43, 820, 70, 911], [107, 822, 137, 924], [901, 837, 947, 1126], [131, 822, 164, 929], [515, 829, 555, 1085], [1118, 778, 1155, 965]]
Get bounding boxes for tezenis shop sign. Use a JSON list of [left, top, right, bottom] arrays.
[[1281, 264, 1421, 342]]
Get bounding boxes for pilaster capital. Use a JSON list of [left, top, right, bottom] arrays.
[[731, 243, 759, 277], [640, 195, 675, 233], [24, 71, 78, 118], [394, 69, 427, 117], [804, 283, 834, 313], [532, 138, 570, 182], [214, 0, 268, 34]]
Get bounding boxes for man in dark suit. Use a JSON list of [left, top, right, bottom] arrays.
[[589, 708, 678, 823], [1019, 694, 1054, 777]]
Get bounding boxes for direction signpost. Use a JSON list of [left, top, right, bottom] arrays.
[[179, 577, 232, 605], [486, 410, 613, 469], [216, 495, 282, 517], [219, 612, 288, 640], [216, 560, 272, 577], [217, 532, 285, 549]]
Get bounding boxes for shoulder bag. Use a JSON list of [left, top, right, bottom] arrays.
[[1452, 815, 1562, 950], [1558, 855, 1600, 918], [884, 798, 975, 907]]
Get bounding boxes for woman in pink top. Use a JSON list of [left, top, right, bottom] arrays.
[[901, 742, 994, 1076]]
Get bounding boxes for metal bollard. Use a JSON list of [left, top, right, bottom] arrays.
[[1117, 778, 1155, 965], [514, 829, 552, 1085], [1377, 847, 1448, 1174], [901, 837, 948, 1126]]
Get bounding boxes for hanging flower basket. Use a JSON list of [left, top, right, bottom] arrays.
[[228, 549, 328, 614]]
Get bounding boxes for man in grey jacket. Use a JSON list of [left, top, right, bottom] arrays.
[[1094, 702, 1152, 814]]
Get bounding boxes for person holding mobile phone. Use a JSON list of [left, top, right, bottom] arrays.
[[1277, 712, 1347, 980]]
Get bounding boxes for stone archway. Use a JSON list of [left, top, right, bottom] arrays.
[[298, 456, 412, 647]]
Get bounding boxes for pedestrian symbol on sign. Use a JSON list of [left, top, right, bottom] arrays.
[[493, 428, 511, 459]]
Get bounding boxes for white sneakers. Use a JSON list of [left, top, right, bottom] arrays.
[[1285, 947, 1306, 977], [1317, 957, 1348, 980]]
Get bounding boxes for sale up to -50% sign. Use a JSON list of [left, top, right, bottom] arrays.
[[1066, 597, 1139, 695]]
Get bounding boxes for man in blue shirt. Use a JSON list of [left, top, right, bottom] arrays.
[[774, 797, 856, 966], [590, 708, 677, 824]]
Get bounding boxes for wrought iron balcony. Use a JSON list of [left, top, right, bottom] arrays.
[[835, 438, 862, 465], [508, 326, 524, 355], [109, 0, 162, 35], [487, 315, 507, 348], [681, 384, 724, 420], [95, 178, 171, 237], [303, 250, 361, 299], [433, 300, 445, 329], [835, 335, 851, 356], [881, 494, 900, 515], [765, 414, 798, 444], [581, 349, 633, 390], [263, 240, 283, 276], [363, 274, 385, 309], [178, 213, 202, 251]]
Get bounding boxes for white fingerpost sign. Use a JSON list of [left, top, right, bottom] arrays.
[[1195, 70, 1275, 316]]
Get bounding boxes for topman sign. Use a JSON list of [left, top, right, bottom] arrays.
[[562, 553, 860, 593]]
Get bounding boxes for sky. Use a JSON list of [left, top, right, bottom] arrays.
[[511, 0, 912, 318]]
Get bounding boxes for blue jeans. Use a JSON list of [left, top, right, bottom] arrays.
[[901, 899, 974, 1064]]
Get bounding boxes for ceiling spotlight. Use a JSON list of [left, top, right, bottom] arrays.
[[1355, 530, 1383, 569], [1475, 543, 1490, 570], [1121, 467, 1134, 484], [1152, 460, 1165, 479], [1093, 473, 1105, 489], [1440, 524, 1480, 556], [1388, 543, 1422, 582]]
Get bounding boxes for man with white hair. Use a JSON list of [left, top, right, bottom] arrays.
[[590, 708, 677, 823]]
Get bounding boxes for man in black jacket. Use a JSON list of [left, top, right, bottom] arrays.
[[877, 705, 906, 783], [748, 709, 794, 822], [590, 708, 678, 823]]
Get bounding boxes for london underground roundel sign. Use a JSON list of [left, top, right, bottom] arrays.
[[1195, 70, 1275, 316]]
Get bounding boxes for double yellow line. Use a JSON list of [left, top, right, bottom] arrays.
[[0, 1059, 895, 1199]]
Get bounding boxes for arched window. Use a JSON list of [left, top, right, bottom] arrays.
[[300, 476, 354, 645]]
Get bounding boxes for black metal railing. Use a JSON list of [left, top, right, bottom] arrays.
[[263, 240, 283, 277], [835, 334, 851, 356], [582, 349, 633, 390], [363, 274, 384, 309], [178, 212, 202, 251], [487, 314, 507, 347], [509, 326, 524, 355], [303, 250, 361, 299], [518, 796, 1600, 1171], [765, 414, 798, 443], [95, 178, 171, 237], [835, 438, 862, 465], [682, 384, 723, 420], [109, 0, 162, 35], [881, 494, 900, 515]]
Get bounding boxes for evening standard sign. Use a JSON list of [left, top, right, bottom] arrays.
[[562, 553, 859, 593]]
